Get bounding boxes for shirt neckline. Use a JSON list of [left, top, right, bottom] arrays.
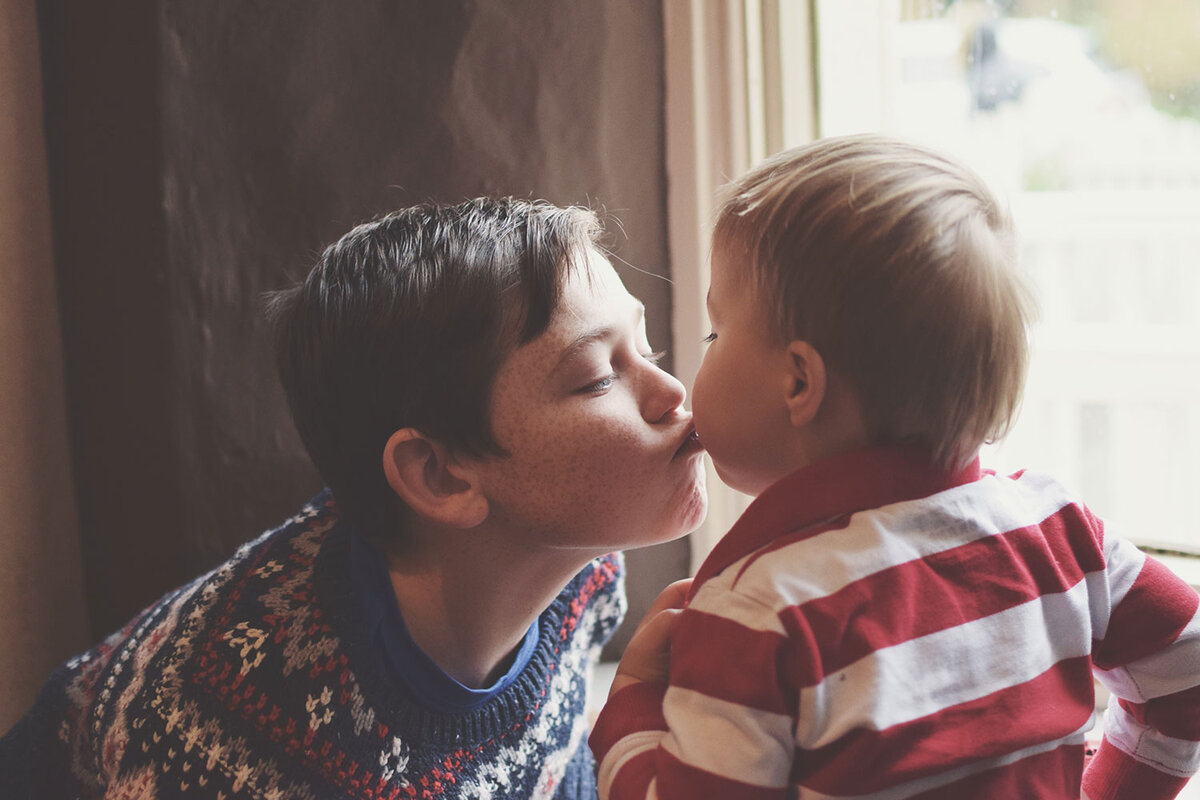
[[691, 445, 983, 595], [349, 531, 540, 713]]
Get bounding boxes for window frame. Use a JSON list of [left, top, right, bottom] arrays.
[[664, 0, 819, 564], [664, 0, 1200, 581]]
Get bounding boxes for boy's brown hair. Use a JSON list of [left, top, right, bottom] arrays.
[[714, 134, 1038, 469], [268, 197, 601, 544]]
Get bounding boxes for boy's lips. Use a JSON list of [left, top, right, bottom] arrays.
[[673, 426, 704, 459]]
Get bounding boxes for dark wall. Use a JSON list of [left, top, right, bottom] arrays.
[[40, 0, 687, 647]]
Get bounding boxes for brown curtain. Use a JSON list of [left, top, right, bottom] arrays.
[[0, 0, 88, 734], [7, 2, 685, 732]]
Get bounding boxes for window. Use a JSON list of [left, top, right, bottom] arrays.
[[666, 0, 1200, 576]]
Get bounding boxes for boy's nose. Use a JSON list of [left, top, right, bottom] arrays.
[[641, 363, 687, 423]]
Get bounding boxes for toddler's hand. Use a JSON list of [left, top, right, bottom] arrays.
[[609, 578, 692, 698]]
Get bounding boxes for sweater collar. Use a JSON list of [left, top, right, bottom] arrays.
[[691, 445, 982, 594], [348, 529, 540, 713]]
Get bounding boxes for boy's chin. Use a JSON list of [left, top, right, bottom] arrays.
[[613, 506, 708, 555], [683, 497, 710, 537], [667, 477, 710, 541]]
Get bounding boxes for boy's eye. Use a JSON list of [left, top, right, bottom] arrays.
[[702, 332, 717, 343], [577, 351, 665, 395], [579, 374, 616, 395]]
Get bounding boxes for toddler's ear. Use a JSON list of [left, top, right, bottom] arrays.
[[783, 341, 828, 428], [382, 429, 489, 528]]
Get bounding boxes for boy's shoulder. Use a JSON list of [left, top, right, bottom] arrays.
[[70, 488, 341, 673], [1, 491, 346, 795], [4, 491, 631, 798], [88, 487, 340, 660], [694, 465, 1096, 611]]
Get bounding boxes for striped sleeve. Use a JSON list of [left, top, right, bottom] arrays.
[[1087, 521, 1200, 800], [591, 585, 795, 800], [591, 682, 669, 800]]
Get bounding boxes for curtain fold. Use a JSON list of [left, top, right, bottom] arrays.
[[0, 0, 88, 734]]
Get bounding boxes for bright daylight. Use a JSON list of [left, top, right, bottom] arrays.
[[814, 0, 1200, 558]]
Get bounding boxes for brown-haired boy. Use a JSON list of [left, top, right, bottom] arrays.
[[592, 135, 1200, 799], [0, 197, 708, 799]]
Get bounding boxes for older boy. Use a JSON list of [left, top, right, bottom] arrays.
[[592, 135, 1200, 799], [0, 198, 707, 799]]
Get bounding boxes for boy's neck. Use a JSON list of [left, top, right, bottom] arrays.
[[382, 524, 592, 689]]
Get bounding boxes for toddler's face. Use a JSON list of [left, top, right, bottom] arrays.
[[468, 247, 708, 553], [692, 253, 796, 497]]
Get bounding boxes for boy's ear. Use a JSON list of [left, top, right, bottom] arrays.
[[783, 341, 828, 428], [382, 429, 489, 529]]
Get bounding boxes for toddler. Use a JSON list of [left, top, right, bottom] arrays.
[[592, 135, 1200, 799]]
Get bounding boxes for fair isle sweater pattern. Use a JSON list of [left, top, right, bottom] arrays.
[[3, 493, 626, 799]]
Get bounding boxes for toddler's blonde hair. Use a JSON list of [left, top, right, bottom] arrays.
[[714, 134, 1038, 469]]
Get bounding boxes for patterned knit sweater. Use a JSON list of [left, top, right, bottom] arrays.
[[0, 492, 626, 799]]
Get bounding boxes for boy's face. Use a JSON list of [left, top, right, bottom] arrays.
[[468, 248, 708, 552], [692, 252, 797, 497]]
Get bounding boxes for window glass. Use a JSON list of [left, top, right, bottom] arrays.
[[807, 0, 1200, 553]]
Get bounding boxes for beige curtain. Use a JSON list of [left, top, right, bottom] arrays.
[[0, 0, 88, 734]]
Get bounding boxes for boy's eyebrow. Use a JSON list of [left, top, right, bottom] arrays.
[[552, 302, 646, 374]]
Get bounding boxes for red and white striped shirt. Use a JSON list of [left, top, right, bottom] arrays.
[[592, 446, 1200, 799]]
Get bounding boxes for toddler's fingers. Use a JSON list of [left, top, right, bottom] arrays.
[[636, 578, 692, 631], [610, 607, 684, 695], [636, 606, 683, 648]]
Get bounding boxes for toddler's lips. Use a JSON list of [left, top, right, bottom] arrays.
[[674, 428, 704, 459]]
